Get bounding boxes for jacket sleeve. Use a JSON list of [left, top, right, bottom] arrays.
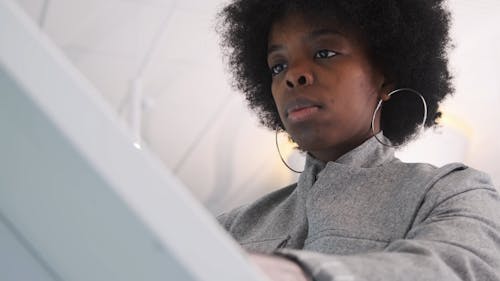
[[276, 168, 500, 281]]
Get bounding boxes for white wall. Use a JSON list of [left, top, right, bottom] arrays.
[[13, 0, 500, 214]]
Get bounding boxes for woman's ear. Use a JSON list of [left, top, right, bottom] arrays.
[[379, 80, 395, 101], [380, 92, 391, 102]]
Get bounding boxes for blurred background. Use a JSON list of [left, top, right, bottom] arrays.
[[13, 0, 500, 215]]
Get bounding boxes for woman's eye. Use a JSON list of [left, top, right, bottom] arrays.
[[314, 49, 337, 59], [270, 63, 287, 76]]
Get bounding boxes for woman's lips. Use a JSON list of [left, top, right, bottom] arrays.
[[283, 97, 322, 122], [284, 97, 322, 122], [287, 105, 320, 122]]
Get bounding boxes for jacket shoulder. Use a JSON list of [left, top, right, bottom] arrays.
[[424, 163, 496, 205]]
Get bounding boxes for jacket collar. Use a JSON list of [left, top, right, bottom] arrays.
[[298, 133, 395, 188], [333, 133, 395, 168]]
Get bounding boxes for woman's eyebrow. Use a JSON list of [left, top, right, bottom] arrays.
[[307, 28, 343, 40], [267, 28, 343, 56], [267, 44, 283, 56]]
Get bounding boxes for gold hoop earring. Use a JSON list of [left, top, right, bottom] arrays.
[[371, 88, 428, 147], [275, 130, 303, 173]]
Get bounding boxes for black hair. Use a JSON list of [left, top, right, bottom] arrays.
[[217, 0, 453, 145]]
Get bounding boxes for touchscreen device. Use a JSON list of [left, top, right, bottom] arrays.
[[0, 1, 266, 281]]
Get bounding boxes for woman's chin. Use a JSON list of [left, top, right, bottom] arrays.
[[288, 134, 327, 154]]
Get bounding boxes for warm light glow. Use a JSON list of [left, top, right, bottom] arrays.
[[276, 132, 305, 177], [276, 133, 297, 159], [438, 111, 474, 139]]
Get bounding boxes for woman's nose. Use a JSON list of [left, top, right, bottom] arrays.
[[285, 65, 314, 89]]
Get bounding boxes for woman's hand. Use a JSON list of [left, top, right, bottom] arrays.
[[249, 253, 310, 281]]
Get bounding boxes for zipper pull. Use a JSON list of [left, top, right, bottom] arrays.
[[276, 235, 291, 249]]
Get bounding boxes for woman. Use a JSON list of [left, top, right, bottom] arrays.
[[217, 1, 500, 280]]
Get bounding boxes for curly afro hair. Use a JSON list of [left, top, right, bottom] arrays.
[[217, 0, 453, 145]]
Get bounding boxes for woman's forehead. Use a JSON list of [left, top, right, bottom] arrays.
[[269, 11, 356, 37], [268, 12, 359, 46]]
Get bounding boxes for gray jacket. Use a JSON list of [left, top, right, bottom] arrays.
[[218, 136, 500, 281]]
